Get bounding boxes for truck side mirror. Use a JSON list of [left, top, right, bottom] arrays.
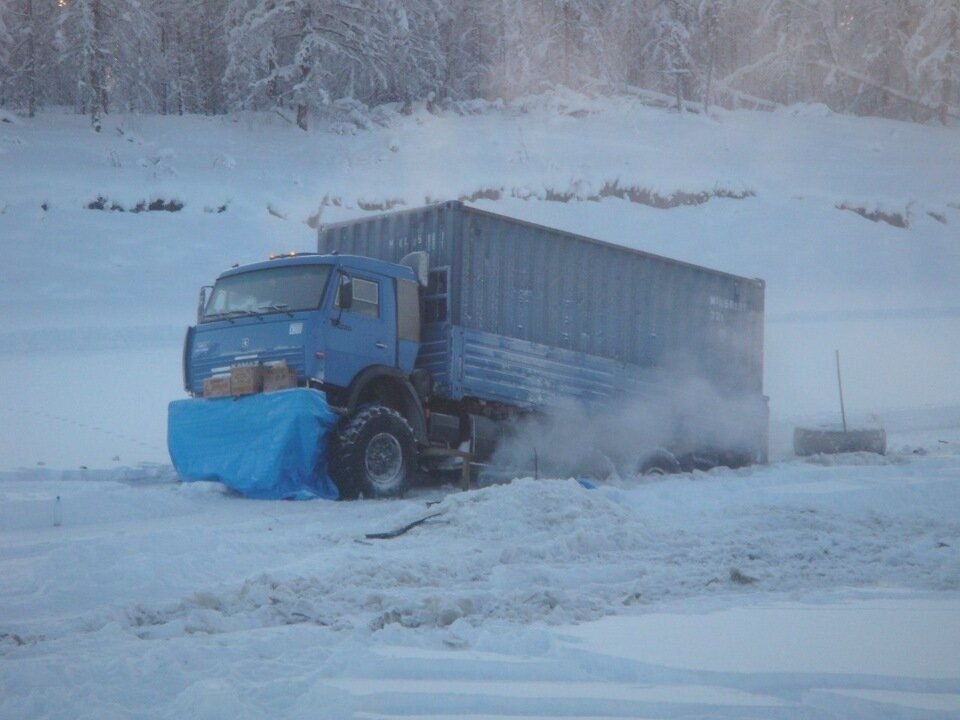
[[338, 273, 353, 310], [197, 285, 212, 322]]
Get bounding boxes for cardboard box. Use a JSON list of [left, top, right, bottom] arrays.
[[263, 361, 297, 392], [203, 374, 232, 398], [230, 365, 263, 395]]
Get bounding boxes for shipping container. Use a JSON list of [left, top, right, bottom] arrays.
[[319, 201, 765, 413]]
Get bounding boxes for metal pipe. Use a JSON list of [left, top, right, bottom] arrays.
[[835, 350, 847, 432]]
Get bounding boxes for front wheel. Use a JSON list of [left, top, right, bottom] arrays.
[[331, 406, 416, 499]]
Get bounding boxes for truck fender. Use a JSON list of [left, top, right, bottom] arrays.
[[345, 366, 428, 445], [182, 326, 196, 393]]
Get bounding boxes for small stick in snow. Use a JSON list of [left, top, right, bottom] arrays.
[[272, 108, 294, 125], [365, 512, 444, 540]]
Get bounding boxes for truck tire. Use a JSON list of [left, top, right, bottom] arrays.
[[637, 448, 681, 476], [678, 451, 720, 473], [331, 406, 416, 499], [571, 449, 617, 481]]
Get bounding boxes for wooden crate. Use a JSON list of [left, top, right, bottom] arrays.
[[230, 365, 264, 395], [203, 374, 231, 398], [263, 361, 297, 392]]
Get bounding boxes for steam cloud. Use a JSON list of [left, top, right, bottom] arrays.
[[486, 375, 768, 480]]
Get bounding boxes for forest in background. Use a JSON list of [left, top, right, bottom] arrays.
[[1, 1, 958, 130]]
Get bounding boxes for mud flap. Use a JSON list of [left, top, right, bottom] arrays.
[[167, 388, 339, 500]]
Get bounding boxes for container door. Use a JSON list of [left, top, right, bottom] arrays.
[[323, 273, 397, 387]]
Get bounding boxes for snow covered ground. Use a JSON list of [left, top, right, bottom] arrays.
[[2, 95, 959, 717], [2, 439, 959, 718]]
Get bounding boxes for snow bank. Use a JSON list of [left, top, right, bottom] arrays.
[[1, 445, 959, 718]]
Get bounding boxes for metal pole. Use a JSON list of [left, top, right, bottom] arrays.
[[835, 350, 847, 432]]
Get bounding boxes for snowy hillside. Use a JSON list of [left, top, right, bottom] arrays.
[[2, 97, 960, 718]]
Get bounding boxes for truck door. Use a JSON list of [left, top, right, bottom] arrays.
[[324, 272, 397, 387]]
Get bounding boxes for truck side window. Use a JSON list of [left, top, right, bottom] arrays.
[[337, 276, 379, 318]]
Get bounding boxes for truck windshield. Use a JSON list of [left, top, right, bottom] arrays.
[[202, 264, 332, 322]]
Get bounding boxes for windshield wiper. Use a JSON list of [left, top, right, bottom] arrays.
[[258, 303, 294, 317], [203, 309, 264, 322], [203, 311, 236, 324]]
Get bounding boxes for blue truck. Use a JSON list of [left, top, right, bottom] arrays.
[[172, 201, 767, 499]]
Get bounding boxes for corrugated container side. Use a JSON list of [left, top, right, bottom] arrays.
[[319, 202, 764, 396], [320, 202, 453, 264]]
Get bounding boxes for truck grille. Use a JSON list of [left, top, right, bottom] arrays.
[[189, 347, 305, 393]]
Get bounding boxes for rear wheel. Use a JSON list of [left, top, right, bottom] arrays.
[[678, 451, 720, 473], [637, 448, 681, 477], [331, 406, 416, 499]]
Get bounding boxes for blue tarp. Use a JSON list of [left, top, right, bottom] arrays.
[[167, 388, 340, 500]]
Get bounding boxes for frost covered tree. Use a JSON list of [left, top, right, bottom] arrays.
[[0, 4, 16, 109], [225, 0, 429, 130], [3, 0, 957, 124], [0, 5, 13, 107], [715, 0, 959, 120], [904, 0, 960, 120], [56, 0, 159, 129], [192, 0, 230, 114], [697, 0, 721, 112], [0, 0, 55, 116], [436, 0, 496, 100], [725, 0, 863, 109], [482, 0, 604, 96], [543, 0, 603, 87], [58, 0, 109, 129], [493, 0, 538, 97], [157, 0, 185, 115], [595, 0, 649, 88], [378, 0, 445, 106], [645, 0, 694, 110], [157, 0, 227, 115]]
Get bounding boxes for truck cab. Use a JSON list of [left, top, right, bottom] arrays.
[[181, 253, 431, 499], [185, 253, 424, 413]]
